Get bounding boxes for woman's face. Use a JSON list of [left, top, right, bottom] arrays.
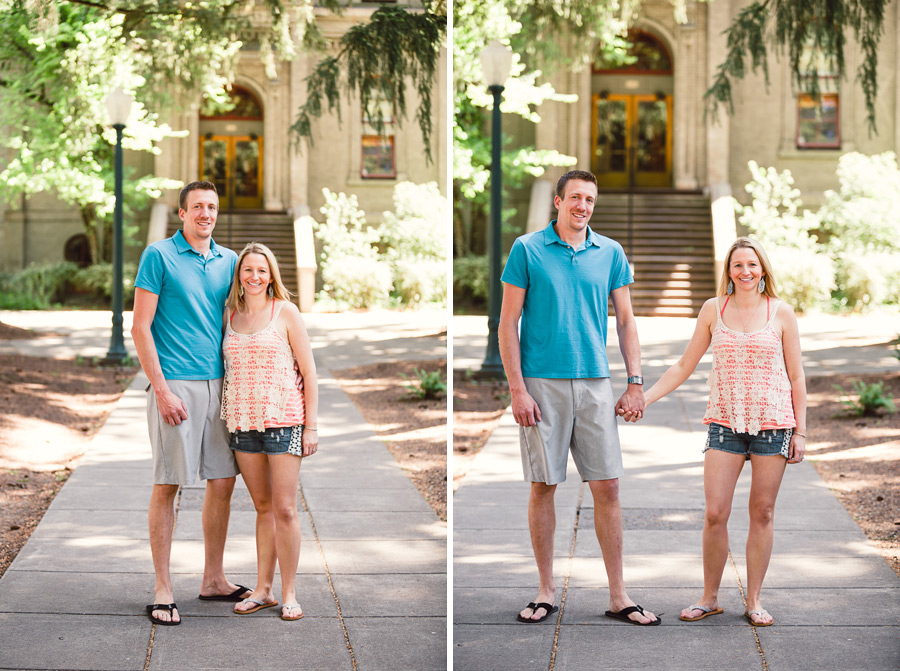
[[729, 247, 764, 292], [239, 253, 271, 296]]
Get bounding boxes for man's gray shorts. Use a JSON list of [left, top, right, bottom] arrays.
[[147, 378, 239, 486], [519, 377, 624, 485]]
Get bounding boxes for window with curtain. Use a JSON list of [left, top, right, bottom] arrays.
[[361, 99, 396, 179], [796, 47, 840, 149]]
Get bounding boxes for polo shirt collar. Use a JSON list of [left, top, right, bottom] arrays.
[[543, 220, 602, 248], [173, 229, 223, 257]]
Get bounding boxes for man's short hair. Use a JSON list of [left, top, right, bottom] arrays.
[[179, 181, 218, 211], [555, 170, 598, 199]]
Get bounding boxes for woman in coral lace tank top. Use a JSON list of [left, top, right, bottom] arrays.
[[640, 238, 807, 628], [221, 242, 318, 622]]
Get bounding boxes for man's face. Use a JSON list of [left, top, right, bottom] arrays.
[[179, 189, 219, 240], [554, 179, 597, 234]]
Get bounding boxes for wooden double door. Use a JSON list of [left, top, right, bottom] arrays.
[[199, 135, 263, 210], [591, 93, 673, 188]]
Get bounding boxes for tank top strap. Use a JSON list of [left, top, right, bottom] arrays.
[[766, 297, 782, 326], [272, 299, 286, 322], [719, 295, 729, 319]]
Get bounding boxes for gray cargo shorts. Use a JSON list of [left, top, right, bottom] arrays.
[[519, 377, 624, 485]]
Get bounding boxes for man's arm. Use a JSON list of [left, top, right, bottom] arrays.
[[610, 285, 644, 422], [131, 287, 188, 426], [498, 282, 541, 426]]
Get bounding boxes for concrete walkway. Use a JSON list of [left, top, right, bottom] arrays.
[[0, 308, 447, 671], [453, 312, 900, 670]]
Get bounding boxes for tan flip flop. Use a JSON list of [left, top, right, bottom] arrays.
[[281, 603, 304, 621], [680, 604, 724, 622], [234, 598, 279, 614], [744, 609, 774, 626]]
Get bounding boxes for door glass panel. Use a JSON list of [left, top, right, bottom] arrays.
[[202, 140, 228, 198], [636, 100, 667, 173], [595, 99, 627, 173], [234, 139, 260, 198]]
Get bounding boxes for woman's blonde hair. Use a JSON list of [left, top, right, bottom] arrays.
[[718, 237, 779, 298], [225, 242, 293, 310]]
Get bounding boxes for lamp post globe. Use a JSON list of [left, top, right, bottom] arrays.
[[102, 86, 134, 366], [477, 41, 512, 379]]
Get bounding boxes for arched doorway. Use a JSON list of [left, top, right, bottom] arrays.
[[199, 86, 264, 210], [591, 30, 673, 189]]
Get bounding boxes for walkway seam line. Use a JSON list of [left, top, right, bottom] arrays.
[[728, 550, 769, 671], [144, 487, 183, 671], [298, 484, 358, 671], [548, 483, 585, 671]]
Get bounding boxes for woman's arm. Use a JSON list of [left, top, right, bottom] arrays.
[[643, 298, 717, 406], [281, 302, 319, 456], [780, 304, 807, 463]]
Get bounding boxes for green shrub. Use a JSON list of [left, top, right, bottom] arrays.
[[765, 247, 834, 313], [378, 182, 447, 306], [315, 189, 392, 309], [0, 261, 79, 308], [70, 263, 137, 303], [402, 368, 447, 400], [453, 255, 489, 303], [833, 380, 896, 416]]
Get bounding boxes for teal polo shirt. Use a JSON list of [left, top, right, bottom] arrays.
[[500, 221, 633, 379], [134, 230, 237, 380]]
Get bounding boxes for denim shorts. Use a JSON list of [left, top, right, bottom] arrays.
[[703, 422, 792, 459], [230, 425, 303, 457]]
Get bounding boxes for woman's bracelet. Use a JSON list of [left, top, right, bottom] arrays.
[[794, 432, 806, 438], [306, 427, 317, 431]]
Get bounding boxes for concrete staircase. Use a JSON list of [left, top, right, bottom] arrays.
[[167, 211, 299, 297], [591, 191, 716, 317]]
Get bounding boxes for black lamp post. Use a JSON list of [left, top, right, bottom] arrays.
[[103, 86, 134, 365], [478, 40, 513, 379]]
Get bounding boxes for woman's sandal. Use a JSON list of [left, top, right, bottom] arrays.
[[234, 598, 279, 615], [281, 603, 304, 621], [744, 609, 774, 626]]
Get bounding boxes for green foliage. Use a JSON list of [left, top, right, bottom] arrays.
[[833, 380, 896, 416], [0, 261, 79, 308], [313, 183, 448, 310], [737, 153, 900, 312], [70, 263, 137, 304], [706, 0, 887, 135], [314, 189, 392, 309], [453, 254, 490, 304], [401, 368, 447, 400], [291, 3, 447, 163], [378, 181, 447, 306]]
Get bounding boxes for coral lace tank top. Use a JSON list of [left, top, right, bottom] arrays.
[[221, 300, 306, 432], [702, 296, 795, 435]]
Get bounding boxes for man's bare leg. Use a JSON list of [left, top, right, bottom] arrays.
[[199, 476, 246, 597], [588, 478, 657, 624], [520, 482, 558, 621], [149, 483, 180, 623]]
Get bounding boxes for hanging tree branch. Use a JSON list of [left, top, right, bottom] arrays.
[[290, 3, 445, 164], [705, 0, 886, 134]]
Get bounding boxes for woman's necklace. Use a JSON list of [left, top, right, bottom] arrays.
[[242, 299, 271, 334], [733, 298, 763, 332]]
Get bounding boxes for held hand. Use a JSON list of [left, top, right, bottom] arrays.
[[615, 386, 646, 423], [511, 390, 542, 427], [302, 427, 318, 457], [787, 433, 806, 464], [156, 388, 188, 426]]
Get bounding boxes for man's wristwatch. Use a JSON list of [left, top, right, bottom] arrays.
[[627, 376, 644, 385]]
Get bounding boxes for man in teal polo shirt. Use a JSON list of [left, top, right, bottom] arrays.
[[499, 170, 660, 626], [132, 181, 249, 626]]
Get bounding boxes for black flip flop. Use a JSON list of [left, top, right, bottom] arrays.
[[198, 585, 252, 602], [146, 603, 180, 626], [604, 604, 661, 626], [516, 601, 558, 623]]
